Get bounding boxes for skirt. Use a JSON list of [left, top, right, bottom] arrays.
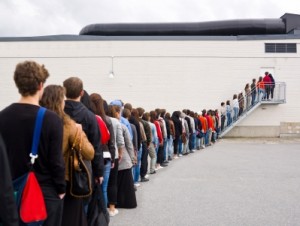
[[116, 168, 137, 209], [61, 182, 88, 226]]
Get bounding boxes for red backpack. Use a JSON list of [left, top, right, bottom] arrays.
[[95, 115, 110, 144]]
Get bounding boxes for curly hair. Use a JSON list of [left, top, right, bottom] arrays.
[[14, 61, 49, 96]]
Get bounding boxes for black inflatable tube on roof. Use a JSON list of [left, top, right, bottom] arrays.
[[79, 19, 286, 36]]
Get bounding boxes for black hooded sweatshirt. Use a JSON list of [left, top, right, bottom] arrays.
[[64, 100, 103, 177]]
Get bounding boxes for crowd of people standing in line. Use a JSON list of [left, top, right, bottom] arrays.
[[219, 71, 276, 132], [0, 61, 224, 226]]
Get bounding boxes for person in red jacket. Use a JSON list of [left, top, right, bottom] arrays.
[[263, 71, 272, 100]]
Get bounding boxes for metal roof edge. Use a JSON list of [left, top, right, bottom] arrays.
[[0, 34, 300, 42]]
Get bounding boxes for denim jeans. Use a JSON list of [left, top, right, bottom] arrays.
[[192, 133, 196, 150], [227, 112, 232, 126], [178, 137, 183, 154], [167, 137, 173, 158], [233, 107, 239, 122], [102, 159, 111, 207], [133, 146, 142, 183], [258, 89, 265, 101], [196, 137, 201, 149], [163, 139, 168, 161], [205, 130, 210, 145], [251, 92, 257, 106]]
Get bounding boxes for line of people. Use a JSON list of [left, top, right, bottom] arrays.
[[219, 71, 276, 132], [0, 61, 222, 226]]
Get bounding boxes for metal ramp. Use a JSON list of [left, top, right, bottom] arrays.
[[219, 82, 286, 138]]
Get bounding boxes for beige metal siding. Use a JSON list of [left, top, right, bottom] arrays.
[[0, 38, 299, 130]]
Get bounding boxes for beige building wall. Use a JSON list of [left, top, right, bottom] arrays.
[[0, 37, 299, 136]]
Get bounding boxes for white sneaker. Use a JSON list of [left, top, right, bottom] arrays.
[[144, 174, 149, 179], [178, 154, 183, 157], [134, 183, 141, 188], [109, 209, 119, 217], [155, 165, 163, 170]]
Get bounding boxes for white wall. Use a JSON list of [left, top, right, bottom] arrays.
[[0, 38, 299, 129]]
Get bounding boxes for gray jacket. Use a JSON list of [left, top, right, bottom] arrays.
[[110, 117, 125, 159], [118, 124, 135, 171]]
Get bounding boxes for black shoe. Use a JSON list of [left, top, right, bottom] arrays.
[[163, 160, 169, 164], [141, 177, 149, 182], [161, 163, 168, 167], [150, 170, 156, 174], [168, 156, 173, 161]]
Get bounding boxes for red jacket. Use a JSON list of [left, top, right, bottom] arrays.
[[154, 120, 163, 144]]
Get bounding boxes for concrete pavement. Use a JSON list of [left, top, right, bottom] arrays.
[[110, 138, 300, 226]]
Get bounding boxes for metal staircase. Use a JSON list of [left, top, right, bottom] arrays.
[[219, 82, 286, 138]]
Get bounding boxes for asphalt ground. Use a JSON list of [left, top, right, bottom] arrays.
[[110, 138, 300, 226]]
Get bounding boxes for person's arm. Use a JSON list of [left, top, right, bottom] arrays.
[[106, 118, 116, 161], [88, 114, 104, 182], [123, 127, 136, 164], [116, 121, 125, 161], [73, 123, 94, 161], [144, 121, 152, 147], [154, 121, 163, 145], [0, 135, 18, 226], [47, 114, 66, 198]]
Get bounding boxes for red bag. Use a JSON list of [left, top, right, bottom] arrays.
[[95, 115, 110, 144], [19, 172, 47, 223]]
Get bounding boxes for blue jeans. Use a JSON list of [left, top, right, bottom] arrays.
[[133, 147, 142, 183], [167, 137, 173, 157], [163, 139, 168, 161], [101, 159, 111, 208], [233, 107, 239, 122], [205, 130, 210, 145], [178, 137, 183, 154], [192, 133, 196, 150], [251, 92, 257, 106], [196, 137, 201, 149], [227, 112, 232, 126]]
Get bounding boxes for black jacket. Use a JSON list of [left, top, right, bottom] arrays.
[[171, 111, 182, 139], [129, 116, 141, 151], [0, 134, 18, 226], [64, 100, 104, 177]]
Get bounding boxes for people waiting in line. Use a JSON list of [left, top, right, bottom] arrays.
[[0, 61, 279, 225], [0, 61, 66, 226], [251, 78, 257, 106], [220, 72, 276, 130], [269, 74, 276, 99], [263, 71, 272, 100], [40, 85, 95, 226]]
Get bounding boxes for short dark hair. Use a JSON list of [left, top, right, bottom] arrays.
[[63, 77, 83, 99], [124, 103, 133, 111], [122, 108, 131, 118], [14, 61, 49, 96]]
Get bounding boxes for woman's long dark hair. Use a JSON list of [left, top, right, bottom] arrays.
[[90, 93, 108, 124]]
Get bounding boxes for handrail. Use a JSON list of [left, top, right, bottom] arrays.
[[219, 82, 286, 137]]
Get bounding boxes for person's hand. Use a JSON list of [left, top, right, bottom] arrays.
[[75, 123, 82, 131], [95, 176, 104, 184], [58, 193, 66, 200], [118, 155, 123, 163], [111, 162, 115, 169]]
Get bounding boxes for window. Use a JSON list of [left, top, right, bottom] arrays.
[[265, 43, 297, 53]]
